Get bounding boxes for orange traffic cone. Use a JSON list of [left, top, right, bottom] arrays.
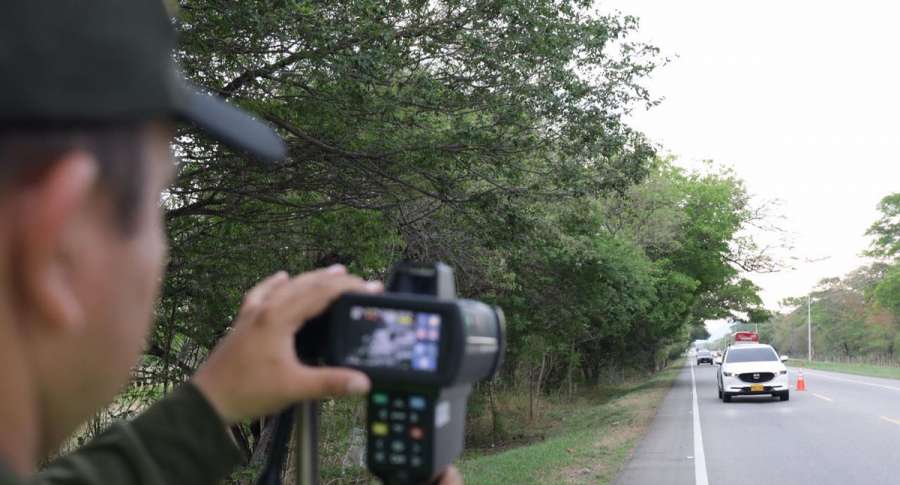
[[796, 372, 806, 391]]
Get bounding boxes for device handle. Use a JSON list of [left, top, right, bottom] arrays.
[[293, 401, 320, 485]]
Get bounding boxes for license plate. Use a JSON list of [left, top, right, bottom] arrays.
[[750, 384, 764, 392]]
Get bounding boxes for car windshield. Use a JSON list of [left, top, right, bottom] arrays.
[[725, 348, 778, 363], [698, 350, 710, 356]]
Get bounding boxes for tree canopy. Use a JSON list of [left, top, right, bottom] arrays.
[[122, 1, 777, 477], [866, 193, 900, 260]]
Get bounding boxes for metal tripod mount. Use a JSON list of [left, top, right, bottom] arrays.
[[293, 400, 319, 485]]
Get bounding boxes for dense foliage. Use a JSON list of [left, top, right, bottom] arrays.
[[105, 1, 774, 479]]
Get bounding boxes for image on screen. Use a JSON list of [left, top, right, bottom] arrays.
[[344, 306, 442, 372]]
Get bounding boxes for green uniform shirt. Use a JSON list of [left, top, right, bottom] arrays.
[[0, 383, 244, 485]]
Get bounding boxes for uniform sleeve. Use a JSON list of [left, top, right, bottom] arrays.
[[31, 383, 244, 485]]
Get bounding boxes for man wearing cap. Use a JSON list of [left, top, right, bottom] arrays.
[[0, 1, 461, 484]]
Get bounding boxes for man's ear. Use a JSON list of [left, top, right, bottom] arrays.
[[13, 152, 98, 334]]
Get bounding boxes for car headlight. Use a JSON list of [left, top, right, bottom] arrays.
[[723, 371, 734, 377]]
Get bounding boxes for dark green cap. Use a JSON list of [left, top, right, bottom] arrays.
[[0, 0, 287, 162]]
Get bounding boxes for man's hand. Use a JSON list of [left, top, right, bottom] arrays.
[[436, 466, 463, 485], [192, 265, 382, 424]]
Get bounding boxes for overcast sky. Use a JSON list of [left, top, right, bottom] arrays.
[[599, 0, 900, 337]]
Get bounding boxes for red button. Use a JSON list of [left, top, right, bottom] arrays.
[[409, 426, 424, 440]]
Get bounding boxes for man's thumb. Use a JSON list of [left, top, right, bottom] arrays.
[[294, 367, 371, 399]]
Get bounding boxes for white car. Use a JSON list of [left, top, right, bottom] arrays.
[[696, 349, 713, 365], [717, 344, 790, 402]]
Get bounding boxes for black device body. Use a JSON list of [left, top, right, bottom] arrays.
[[295, 263, 505, 484]]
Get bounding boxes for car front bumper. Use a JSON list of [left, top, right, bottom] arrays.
[[722, 374, 789, 394]]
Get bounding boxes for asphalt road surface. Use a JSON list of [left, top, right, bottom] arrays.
[[614, 361, 900, 485]]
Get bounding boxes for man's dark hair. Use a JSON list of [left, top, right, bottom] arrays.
[[0, 124, 148, 234]]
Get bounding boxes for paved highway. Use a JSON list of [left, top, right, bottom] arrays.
[[614, 362, 900, 485]]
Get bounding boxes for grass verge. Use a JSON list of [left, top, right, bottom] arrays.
[[458, 365, 681, 485], [788, 359, 900, 380]]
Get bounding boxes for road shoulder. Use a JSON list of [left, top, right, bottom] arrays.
[[612, 363, 695, 485]]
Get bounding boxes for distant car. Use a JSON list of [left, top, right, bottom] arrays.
[[696, 349, 713, 365], [717, 344, 789, 402]]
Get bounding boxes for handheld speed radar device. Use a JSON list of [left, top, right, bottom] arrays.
[[288, 262, 505, 485]]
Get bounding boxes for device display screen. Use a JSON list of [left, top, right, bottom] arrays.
[[344, 305, 442, 372]]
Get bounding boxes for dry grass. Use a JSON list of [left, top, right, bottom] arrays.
[[460, 365, 681, 485], [555, 376, 674, 484]]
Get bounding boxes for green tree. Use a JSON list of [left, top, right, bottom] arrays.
[[771, 263, 900, 362], [874, 268, 900, 319], [866, 194, 900, 333], [156, 0, 667, 469], [96, 2, 782, 476], [690, 325, 711, 341], [866, 193, 900, 260]]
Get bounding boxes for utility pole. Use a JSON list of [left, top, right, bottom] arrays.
[[788, 316, 794, 356], [807, 293, 812, 361], [802, 255, 829, 362]]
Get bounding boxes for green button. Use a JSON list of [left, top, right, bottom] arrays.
[[372, 392, 388, 405]]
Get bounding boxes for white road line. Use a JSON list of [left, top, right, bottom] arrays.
[[811, 393, 833, 402], [690, 362, 709, 485], [800, 369, 900, 392], [880, 416, 900, 427]]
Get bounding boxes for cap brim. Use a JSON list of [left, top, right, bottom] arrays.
[[177, 88, 287, 163]]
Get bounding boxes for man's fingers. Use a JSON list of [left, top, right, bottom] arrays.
[[267, 271, 382, 330], [301, 263, 348, 277], [241, 271, 289, 314], [248, 265, 343, 314], [279, 273, 368, 323], [436, 465, 463, 485], [292, 367, 371, 399], [322, 263, 348, 275], [244, 271, 289, 305]]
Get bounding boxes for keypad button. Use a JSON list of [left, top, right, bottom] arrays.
[[390, 440, 406, 453], [409, 426, 424, 440], [377, 408, 389, 421], [409, 412, 419, 424], [390, 411, 408, 421], [411, 442, 422, 454], [411, 456, 423, 468], [409, 396, 427, 410], [372, 393, 389, 405], [391, 423, 405, 434], [373, 451, 386, 464], [372, 422, 389, 436], [392, 398, 406, 409], [389, 453, 407, 465], [373, 438, 386, 450]]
